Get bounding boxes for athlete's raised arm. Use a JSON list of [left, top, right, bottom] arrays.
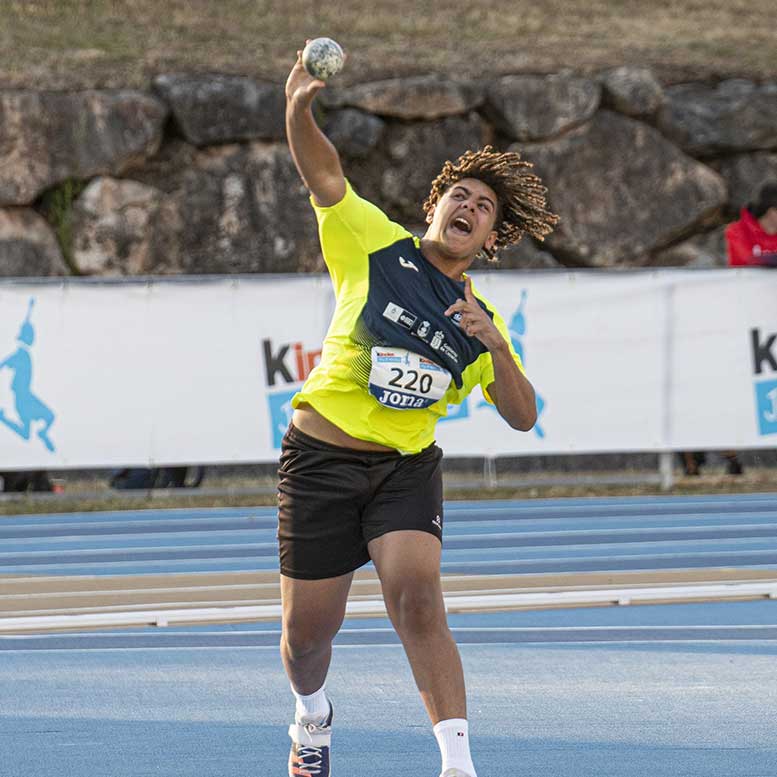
[[285, 45, 346, 207]]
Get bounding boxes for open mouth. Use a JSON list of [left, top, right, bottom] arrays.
[[450, 216, 472, 236]]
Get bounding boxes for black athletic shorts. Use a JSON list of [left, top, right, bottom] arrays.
[[277, 424, 444, 580]]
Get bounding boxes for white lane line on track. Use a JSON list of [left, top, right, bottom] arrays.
[[6, 625, 776, 638], [0, 627, 777, 656], [2, 641, 776, 653]]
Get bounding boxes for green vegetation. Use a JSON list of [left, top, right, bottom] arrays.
[[0, 1, 772, 90], [38, 178, 87, 274]]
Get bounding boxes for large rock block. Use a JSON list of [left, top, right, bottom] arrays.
[[120, 138, 199, 193], [322, 76, 482, 120], [323, 108, 386, 158], [484, 74, 600, 141], [599, 66, 664, 117], [172, 142, 320, 274], [652, 226, 728, 268], [515, 111, 727, 267], [152, 74, 285, 146], [71, 177, 182, 275], [656, 80, 777, 156], [713, 152, 777, 212], [117, 139, 322, 274], [0, 91, 167, 206], [479, 237, 564, 270], [0, 209, 68, 276], [378, 114, 487, 220]]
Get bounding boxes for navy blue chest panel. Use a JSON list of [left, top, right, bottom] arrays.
[[350, 237, 491, 389]]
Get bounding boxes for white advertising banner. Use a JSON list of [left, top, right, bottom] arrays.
[[0, 269, 773, 469], [670, 270, 777, 449], [434, 271, 669, 455], [0, 277, 333, 469]]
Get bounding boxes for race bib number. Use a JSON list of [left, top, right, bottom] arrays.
[[368, 347, 452, 410]]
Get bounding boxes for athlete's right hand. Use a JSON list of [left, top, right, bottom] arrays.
[[285, 43, 326, 106]]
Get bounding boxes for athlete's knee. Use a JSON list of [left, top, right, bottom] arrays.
[[282, 616, 337, 660], [386, 584, 445, 638]]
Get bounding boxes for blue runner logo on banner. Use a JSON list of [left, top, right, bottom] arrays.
[[267, 389, 297, 449], [754, 379, 777, 436], [0, 298, 56, 452], [470, 289, 546, 438], [262, 336, 322, 448]]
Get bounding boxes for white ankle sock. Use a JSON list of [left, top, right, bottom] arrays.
[[292, 683, 330, 724], [433, 718, 477, 777]]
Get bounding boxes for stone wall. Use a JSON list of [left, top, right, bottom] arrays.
[[1, 68, 776, 278]]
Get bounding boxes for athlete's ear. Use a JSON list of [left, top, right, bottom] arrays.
[[484, 230, 497, 251], [425, 205, 435, 225]]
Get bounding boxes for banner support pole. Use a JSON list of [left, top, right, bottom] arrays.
[[483, 456, 498, 490], [659, 278, 676, 493]]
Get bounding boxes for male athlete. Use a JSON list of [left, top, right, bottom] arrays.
[[281, 44, 558, 777]]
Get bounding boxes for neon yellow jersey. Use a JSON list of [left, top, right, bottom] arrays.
[[291, 181, 525, 453]]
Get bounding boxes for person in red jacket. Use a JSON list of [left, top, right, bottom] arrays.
[[725, 182, 777, 267], [696, 182, 777, 478]]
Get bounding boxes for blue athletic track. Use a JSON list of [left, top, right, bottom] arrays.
[[1, 493, 776, 776], [2, 492, 777, 577]]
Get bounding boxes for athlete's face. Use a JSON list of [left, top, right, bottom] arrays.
[[426, 177, 499, 260], [762, 206, 777, 234]]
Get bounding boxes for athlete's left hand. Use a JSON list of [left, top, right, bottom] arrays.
[[444, 277, 504, 352]]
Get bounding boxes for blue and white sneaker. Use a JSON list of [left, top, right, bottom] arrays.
[[288, 702, 333, 776]]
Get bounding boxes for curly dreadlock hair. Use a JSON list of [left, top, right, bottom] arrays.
[[422, 145, 559, 262]]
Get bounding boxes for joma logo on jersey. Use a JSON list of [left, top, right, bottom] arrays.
[[376, 389, 426, 409], [262, 338, 321, 387]]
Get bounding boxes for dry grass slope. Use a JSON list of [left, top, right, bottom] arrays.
[[0, 0, 773, 90]]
